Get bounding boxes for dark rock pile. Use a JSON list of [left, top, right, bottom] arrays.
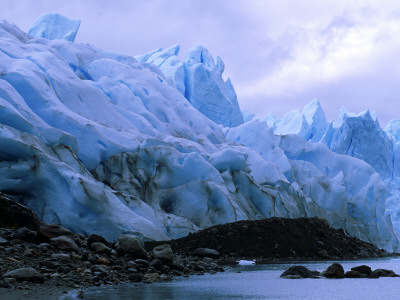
[[146, 217, 389, 262], [281, 263, 400, 279]]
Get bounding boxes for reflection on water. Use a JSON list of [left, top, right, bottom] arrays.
[[63, 257, 400, 300]]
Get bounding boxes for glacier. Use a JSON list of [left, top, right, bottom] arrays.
[[135, 44, 244, 128], [0, 14, 399, 251], [28, 13, 81, 42]]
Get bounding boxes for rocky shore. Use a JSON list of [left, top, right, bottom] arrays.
[[0, 193, 224, 296], [0, 192, 396, 297]]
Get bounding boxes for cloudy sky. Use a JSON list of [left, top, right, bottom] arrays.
[[3, 0, 400, 125]]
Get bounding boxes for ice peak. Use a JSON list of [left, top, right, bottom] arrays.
[[28, 13, 81, 42]]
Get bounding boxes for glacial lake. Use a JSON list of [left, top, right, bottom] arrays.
[[63, 257, 400, 300]]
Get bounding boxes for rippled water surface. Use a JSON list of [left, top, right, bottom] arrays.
[[64, 257, 400, 300]]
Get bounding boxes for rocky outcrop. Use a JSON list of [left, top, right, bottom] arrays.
[[280, 266, 320, 279], [321, 263, 345, 278], [0, 193, 40, 230], [146, 217, 388, 260]]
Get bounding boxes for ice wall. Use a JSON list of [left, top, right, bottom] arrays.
[[0, 14, 398, 251]]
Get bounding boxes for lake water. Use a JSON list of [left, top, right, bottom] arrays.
[[63, 257, 400, 300]]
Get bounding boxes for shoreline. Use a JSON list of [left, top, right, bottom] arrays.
[[0, 195, 396, 297]]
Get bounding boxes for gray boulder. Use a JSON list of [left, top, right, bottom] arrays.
[[116, 234, 147, 259], [192, 248, 220, 259], [153, 244, 174, 266], [2, 267, 44, 283], [91, 242, 111, 254], [49, 235, 80, 251]]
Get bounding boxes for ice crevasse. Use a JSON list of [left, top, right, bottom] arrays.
[[0, 13, 398, 251]]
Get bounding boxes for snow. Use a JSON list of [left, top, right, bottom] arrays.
[[0, 14, 400, 251], [28, 13, 81, 42]]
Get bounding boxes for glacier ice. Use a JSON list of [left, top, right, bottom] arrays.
[[0, 14, 400, 251], [28, 13, 81, 42], [136, 45, 244, 128], [266, 99, 328, 142]]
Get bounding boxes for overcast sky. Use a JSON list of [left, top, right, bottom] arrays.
[[3, 0, 400, 125]]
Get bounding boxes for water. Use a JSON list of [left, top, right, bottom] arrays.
[[64, 257, 400, 300]]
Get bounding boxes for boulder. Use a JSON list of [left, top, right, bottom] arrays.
[[153, 244, 174, 266], [91, 242, 111, 254], [344, 270, 363, 278], [317, 250, 329, 259], [321, 263, 344, 278], [368, 269, 399, 278], [0, 236, 8, 246], [87, 234, 109, 247], [149, 258, 164, 270], [39, 224, 74, 239], [143, 272, 161, 283], [2, 267, 44, 283], [280, 266, 320, 279], [13, 227, 38, 243], [51, 253, 71, 262], [192, 248, 220, 259], [351, 265, 372, 276], [0, 193, 40, 230], [116, 234, 147, 259], [49, 235, 80, 251]]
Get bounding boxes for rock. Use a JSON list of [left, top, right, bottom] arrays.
[[143, 272, 161, 283], [51, 253, 71, 262], [2, 267, 44, 283], [153, 244, 174, 266], [344, 270, 363, 278], [91, 265, 108, 276], [91, 242, 111, 254], [135, 259, 149, 267], [192, 248, 220, 259], [129, 273, 142, 282], [49, 235, 80, 251], [87, 234, 109, 247], [116, 234, 144, 254], [0, 236, 8, 246], [13, 227, 38, 243], [40, 260, 57, 269], [317, 250, 329, 259], [149, 258, 164, 270], [39, 224, 75, 240], [280, 266, 320, 278], [0, 193, 40, 230], [23, 249, 40, 257], [351, 265, 372, 276], [321, 263, 345, 278], [38, 243, 54, 252], [116, 234, 147, 258], [368, 269, 399, 278], [97, 257, 110, 265]]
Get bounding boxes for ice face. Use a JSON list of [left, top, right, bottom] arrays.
[[0, 15, 399, 251], [28, 13, 81, 42], [136, 45, 244, 128], [267, 99, 328, 142]]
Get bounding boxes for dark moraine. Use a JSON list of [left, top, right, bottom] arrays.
[[145, 217, 390, 261]]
